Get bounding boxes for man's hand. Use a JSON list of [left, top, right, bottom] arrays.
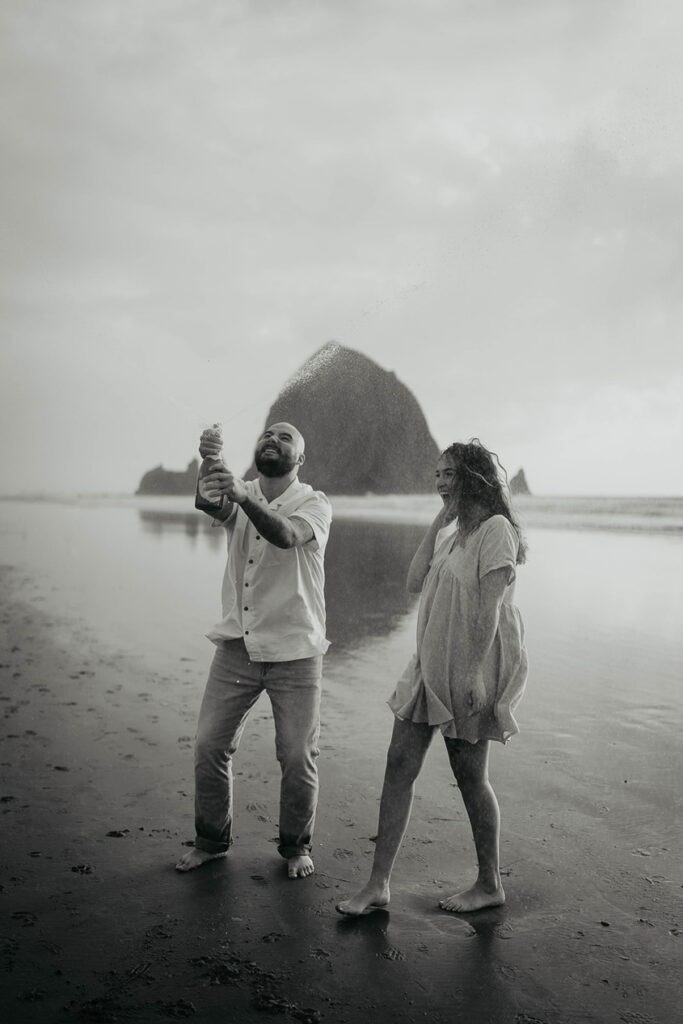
[[199, 426, 223, 461], [200, 469, 248, 506]]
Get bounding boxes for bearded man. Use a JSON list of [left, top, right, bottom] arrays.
[[176, 423, 331, 879]]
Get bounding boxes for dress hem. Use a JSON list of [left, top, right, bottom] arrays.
[[388, 701, 519, 746]]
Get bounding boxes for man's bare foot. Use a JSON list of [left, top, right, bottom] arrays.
[[335, 883, 390, 917], [439, 882, 505, 913], [175, 848, 228, 872], [287, 854, 315, 879]]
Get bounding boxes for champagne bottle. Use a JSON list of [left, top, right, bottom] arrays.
[[195, 423, 225, 514]]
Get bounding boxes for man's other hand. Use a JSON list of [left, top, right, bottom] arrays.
[[201, 470, 248, 506]]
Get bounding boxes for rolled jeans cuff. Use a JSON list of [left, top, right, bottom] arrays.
[[278, 839, 313, 860], [194, 835, 232, 855]]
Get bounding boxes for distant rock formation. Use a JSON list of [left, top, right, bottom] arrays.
[[244, 343, 440, 493], [136, 459, 199, 496], [510, 468, 531, 495]]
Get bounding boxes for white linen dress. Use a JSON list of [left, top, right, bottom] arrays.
[[388, 514, 528, 744]]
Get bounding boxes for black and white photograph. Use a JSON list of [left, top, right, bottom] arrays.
[[1, 2, 681, 1022]]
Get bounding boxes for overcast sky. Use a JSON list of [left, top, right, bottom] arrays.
[[1, 0, 681, 496]]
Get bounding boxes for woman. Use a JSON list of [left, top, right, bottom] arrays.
[[336, 439, 528, 916]]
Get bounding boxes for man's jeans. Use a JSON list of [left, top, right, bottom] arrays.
[[194, 638, 322, 860]]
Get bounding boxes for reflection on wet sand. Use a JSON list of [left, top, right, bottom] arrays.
[[137, 508, 425, 651], [334, 903, 517, 1017], [324, 519, 423, 650], [138, 508, 225, 548]]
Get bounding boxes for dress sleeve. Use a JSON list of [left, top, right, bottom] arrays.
[[478, 516, 518, 583], [290, 491, 332, 552]]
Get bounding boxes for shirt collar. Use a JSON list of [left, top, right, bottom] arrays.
[[253, 476, 304, 510]]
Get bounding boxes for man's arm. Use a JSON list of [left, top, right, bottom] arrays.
[[198, 494, 235, 525], [199, 467, 316, 548], [238, 497, 314, 549]]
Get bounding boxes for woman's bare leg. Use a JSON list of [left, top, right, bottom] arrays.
[[336, 719, 435, 915], [440, 737, 505, 912]]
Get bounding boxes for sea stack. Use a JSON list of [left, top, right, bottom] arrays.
[[510, 468, 531, 495], [246, 342, 440, 494], [136, 459, 200, 496]]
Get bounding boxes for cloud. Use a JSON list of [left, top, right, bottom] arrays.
[[516, 375, 683, 494]]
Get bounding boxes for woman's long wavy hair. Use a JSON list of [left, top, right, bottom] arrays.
[[442, 438, 527, 564]]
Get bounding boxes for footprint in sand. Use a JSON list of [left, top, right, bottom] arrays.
[[145, 923, 175, 943], [17, 987, 46, 1002], [246, 802, 271, 821], [310, 948, 331, 960], [378, 946, 405, 961], [332, 848, 354, 861], [11, 911, 37, 927]]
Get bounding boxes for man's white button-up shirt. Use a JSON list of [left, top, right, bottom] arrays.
[[206, 478, 332, 661]]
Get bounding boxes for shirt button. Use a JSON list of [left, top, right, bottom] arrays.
[[244, 630, 249, 635], [248, 559, 254, 564], [244, 606, 248, 611], [245, 582, 249, 587], [255, 535, 260, 540]]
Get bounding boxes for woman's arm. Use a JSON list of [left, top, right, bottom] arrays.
[[406, 509, 453, 593], [463, 566, 510, 714]]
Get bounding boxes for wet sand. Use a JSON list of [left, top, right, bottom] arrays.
[[1, 529, 682, 1023]]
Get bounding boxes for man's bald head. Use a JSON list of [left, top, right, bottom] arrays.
[[254, 423, 306, 478]]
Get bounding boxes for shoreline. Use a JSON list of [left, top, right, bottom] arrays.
[[3, 492, 683, 539]]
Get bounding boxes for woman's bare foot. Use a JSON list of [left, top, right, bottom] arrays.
[[439, 881, 505, 913], [175, 848, 228, 872], [287, 854, 315, 879], [335, 883, 390, 917]]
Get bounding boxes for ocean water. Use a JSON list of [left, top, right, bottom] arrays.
[[330, 492, 683, 534], [1, 493, 680, 850], [1, 492, 681, 672]]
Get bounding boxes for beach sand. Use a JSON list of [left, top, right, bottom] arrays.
[[1, 511, 682, 1024]]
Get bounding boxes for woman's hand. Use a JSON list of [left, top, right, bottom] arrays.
[[436, 498, 457, 530], [464, 669, 487, 716]]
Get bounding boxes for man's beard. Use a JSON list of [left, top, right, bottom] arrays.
[[255, 450, 298, 478]]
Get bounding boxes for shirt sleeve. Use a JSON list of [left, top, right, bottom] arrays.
[[289, 491, 332, 551], [478, 516, 518, 583], [210, 500, 238, 529]]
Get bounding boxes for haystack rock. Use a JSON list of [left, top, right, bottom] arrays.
[[136, 459, 199, 495], [246, 343, 440, 494], [510, 468, 531, 495]]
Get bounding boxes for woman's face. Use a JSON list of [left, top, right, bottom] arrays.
[[435, 454, 459, 504]]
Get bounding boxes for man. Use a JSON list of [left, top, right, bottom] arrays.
[[176, 422, 331, 879]]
